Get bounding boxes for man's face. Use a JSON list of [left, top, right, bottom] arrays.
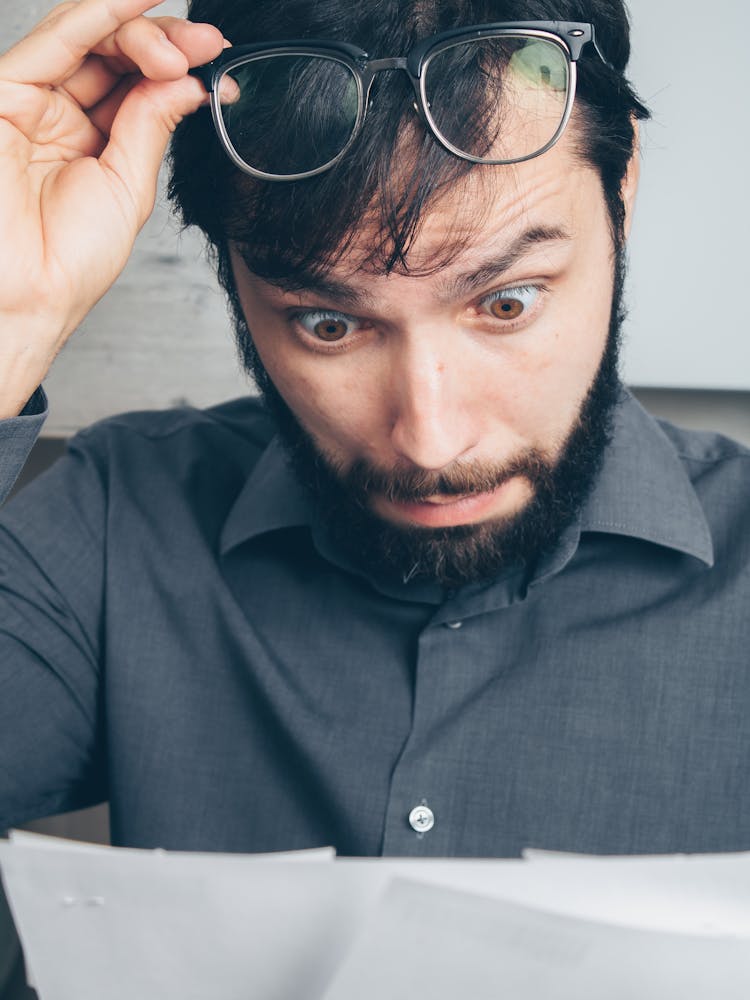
[[230, 138, 637, 586]]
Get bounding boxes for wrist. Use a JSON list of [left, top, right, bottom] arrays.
[[0, 332, 60, 420]]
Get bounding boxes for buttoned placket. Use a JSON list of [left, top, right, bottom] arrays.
[[379, 569, 526, 856]]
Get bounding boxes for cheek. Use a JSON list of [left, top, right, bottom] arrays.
[[234, 302, 367, 449], [261, 350, 384, 455], [488, 287, 612, 448]]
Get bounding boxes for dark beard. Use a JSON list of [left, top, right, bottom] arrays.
[[229, 252, 627, 589]]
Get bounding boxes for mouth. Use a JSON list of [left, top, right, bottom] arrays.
[[374, 482, 513, 529]]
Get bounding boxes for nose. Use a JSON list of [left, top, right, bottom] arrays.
[[388, 336, 480, 471]]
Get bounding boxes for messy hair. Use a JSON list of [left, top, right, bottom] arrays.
[[169, 0, 649, 291]]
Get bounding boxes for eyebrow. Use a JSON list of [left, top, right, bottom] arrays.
[[435, 226, 573, 303], [259, 225, 572, 309]]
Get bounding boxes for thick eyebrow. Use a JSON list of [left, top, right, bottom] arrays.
[[271, 272, 369, 309], [257, 225, 572, 309], [435, 226, 573, 303]]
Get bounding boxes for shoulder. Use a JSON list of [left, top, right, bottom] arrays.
[[656, 418, 750, 481], [655, 418, 750, 556], [60, 397, 280, 535], [70, 395, 277, 474]]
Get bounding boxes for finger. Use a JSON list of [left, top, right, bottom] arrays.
[[87, 73, 139, 135], [57, 55, 122, 109], [154, 18, 226, 68], [0, 0, 168, 87], [94, 15, 189, 80], [92, 16, 224, 78], [0, 78, 105, 163], [155, 18, 226, 69], [97, 72, 208, 225], [32, 2, 79, 32], [89, 50, 239, 137], [57, 18, 223, 109]]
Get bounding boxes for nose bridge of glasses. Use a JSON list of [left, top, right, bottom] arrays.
[[361, 57, 425, 122], [365, 56, 410, 74]]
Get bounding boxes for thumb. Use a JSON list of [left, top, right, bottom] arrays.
[[99, 72, 209, 227]]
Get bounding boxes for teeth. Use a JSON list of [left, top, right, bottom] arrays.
[[422, 494, 470, 505]]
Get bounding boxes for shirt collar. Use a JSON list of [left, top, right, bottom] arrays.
[[220, 436, 312, 555], [220, 388, 715, 569], [576, 388, 714, 567]]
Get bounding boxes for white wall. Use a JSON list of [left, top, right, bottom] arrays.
[[2, 0, 749, 435], [623, 0, 750, 389]]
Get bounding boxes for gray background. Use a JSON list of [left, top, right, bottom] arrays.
[[624, 0, 750, 389]]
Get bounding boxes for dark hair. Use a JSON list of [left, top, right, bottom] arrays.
[[169, 0, 649, 292]]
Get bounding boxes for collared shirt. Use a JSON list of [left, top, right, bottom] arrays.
[[1, 387, 749, 857]]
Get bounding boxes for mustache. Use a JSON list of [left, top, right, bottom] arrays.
[[337, 449, 554, 505]]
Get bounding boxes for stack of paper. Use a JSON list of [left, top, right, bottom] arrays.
[[1, 831, 749, 1000]]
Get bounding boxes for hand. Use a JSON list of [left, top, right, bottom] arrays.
[[0, 0, 226, 417]]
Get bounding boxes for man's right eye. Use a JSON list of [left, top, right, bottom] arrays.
[[294, 311, 360, 342]]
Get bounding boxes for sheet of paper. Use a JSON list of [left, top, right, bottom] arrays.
[[0, 837, 346, 1000], [0, 830, 336, 991], [321, 877, 750, 1000], [8, 829, 335, 862], [337, 850, 750, 936], [1, 833, 337, 994], [515, 849, 750, 934], [3, 835, 750, 1000]]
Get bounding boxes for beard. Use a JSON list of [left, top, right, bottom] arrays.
[[228, 251, 627, 590]]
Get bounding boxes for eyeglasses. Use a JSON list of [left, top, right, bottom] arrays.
[[190, 21, 608, 182]]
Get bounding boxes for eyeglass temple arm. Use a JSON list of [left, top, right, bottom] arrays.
[[589, 26, 616, 73]]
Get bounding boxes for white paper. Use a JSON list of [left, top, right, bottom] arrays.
[[321, 877, 750, 1000], [3, 835, 750, 1000], [0, 837, 343, 1000], [338, 851, 750, 936]]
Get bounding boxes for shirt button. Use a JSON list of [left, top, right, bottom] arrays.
[[408, 805, 435, 833], [445, 620, 463, 630]]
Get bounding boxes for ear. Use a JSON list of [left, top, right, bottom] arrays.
[[621, 118, 641, 240]]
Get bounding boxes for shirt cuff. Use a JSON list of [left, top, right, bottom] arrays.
[[0, 388, 49, 505]]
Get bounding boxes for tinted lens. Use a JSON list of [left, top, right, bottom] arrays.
[[217, 54, 360, 177], [423, 36, 570, 162]]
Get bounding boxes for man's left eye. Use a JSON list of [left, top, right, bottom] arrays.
[[296, 311, 359, 342], [479, 285, 540, 321]]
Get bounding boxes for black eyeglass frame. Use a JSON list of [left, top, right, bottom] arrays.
[[190, 21, 608, 181]]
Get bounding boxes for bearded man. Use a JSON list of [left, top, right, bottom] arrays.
[[1, 0, 749, 860]]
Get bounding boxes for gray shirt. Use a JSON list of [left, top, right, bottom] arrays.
[[1, 388, 749, 857]]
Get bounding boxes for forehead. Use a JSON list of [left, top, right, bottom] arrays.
[[290, 137, 604, 292]]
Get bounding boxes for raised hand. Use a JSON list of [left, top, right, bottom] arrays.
[[0, 0, 226, 417]]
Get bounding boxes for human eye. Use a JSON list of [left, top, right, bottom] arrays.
[[292, 309, 362, 344], [477, 284, 543, 325]]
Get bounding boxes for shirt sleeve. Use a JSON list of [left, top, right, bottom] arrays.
[[0, 388, 48, 506], [0, 419, 107, 830]]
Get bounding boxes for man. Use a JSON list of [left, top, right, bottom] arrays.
[[0, 0, 749, 861]]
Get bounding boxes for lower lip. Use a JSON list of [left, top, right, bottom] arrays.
[[379, 483, 511, 528]]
